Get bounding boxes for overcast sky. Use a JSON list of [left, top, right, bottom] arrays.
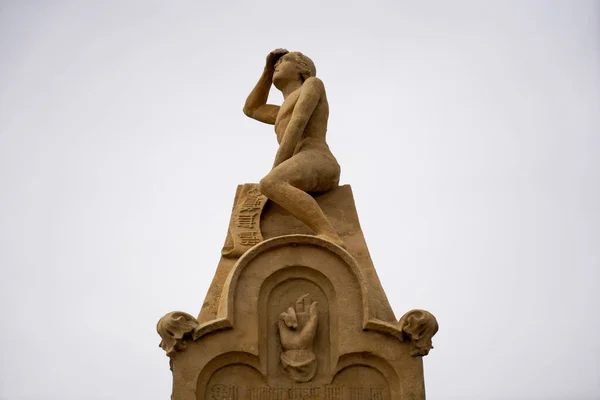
[[1, 1, 599, 399]]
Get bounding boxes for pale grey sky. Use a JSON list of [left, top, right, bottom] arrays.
[[1, 1, 599, 399]]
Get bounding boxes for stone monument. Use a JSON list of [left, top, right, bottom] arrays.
[[157, 49, 438, 400]]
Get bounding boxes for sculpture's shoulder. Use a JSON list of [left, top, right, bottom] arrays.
[[303, 76, 325, 92]]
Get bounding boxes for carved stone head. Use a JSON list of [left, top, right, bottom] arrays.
[[156, 311, 200, 357], [398, 309, 439, 357]]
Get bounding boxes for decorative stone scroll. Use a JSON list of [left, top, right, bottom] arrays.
[[221, 184, 267, 258]]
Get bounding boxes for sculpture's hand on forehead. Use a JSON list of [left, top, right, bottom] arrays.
[[266, 48, 289, 70]]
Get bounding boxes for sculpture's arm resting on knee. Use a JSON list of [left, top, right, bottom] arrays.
[[243, 67, 280, 125], [272, 78, 322, 168]]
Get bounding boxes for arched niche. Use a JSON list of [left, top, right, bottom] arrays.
[[217, 235, 371, 334], [258, 267, 336, 385]]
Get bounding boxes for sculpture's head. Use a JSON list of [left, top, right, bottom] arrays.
[[274, 52, 316, 84]]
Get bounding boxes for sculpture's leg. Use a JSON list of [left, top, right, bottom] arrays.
[[259, 170, 344, 247]]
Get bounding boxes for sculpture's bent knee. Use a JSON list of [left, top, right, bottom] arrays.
[[258, 175, 281, 199]]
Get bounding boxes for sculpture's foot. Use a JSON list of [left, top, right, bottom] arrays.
[[316, 233, 346, 249]]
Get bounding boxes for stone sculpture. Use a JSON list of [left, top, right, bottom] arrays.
[[157, 49, 439, 400], [243, 49, 343, 247]]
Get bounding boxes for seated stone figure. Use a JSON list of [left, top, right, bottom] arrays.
[[243, 49, 343, 247]]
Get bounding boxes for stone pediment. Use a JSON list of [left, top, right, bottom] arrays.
[[157, 185, 437, 400]]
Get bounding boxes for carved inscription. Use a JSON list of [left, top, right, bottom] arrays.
[[239, 189, 264, 212], [209, 385, 386, 400], [210, 384, 239, 400], [222, 185, 267, 257], [236, 214, 257, 229], [238, 231, 261, 246]]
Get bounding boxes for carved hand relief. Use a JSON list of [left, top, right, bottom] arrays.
[[156, 311, 200, 356], [278, 294, 318, 382], [398, 309, 439, 357]]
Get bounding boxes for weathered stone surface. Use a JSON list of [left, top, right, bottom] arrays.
[[200, 185, 396, 326], [158, 187, 437, 400], [157, 49, 437, 399]]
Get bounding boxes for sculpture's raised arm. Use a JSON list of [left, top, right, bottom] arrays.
[[243, 48, 288, 125]]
